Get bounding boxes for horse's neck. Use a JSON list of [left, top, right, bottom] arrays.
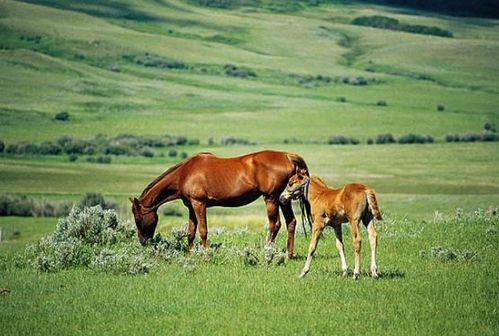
[[309, 178, 337, 202], [140, 167, 181, 209], [308, 179, 328, 202]]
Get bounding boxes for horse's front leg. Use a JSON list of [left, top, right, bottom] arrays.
[[280, 201, 297, 258], [300, 218, 325, 278], [191, 199, 208, 249], [186, 205, 198, 253], [264, 196, 281, 247]]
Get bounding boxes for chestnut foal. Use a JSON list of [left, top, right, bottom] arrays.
[[280, 169, 383, 279]]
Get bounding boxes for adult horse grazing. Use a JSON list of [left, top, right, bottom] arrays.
[[130, 150, 309, 257], [280, 169, 383, 279]]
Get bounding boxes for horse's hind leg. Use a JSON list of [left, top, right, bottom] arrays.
[[280, 202, 297, 258], [348, 217, 362, 280], [363, 213, 378, 278], [333, 224, 348, 276], [264, 197, 281, 247], [300, 218, 325, 278]]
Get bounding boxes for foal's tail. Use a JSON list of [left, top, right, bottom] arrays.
[[366, 189, 383, 220]]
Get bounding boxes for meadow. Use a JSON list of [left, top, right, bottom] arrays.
[[0, 0, 498, 335]]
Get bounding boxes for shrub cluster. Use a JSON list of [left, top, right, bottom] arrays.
[[419, 246, 478, 261], [224, 64, 256, 78], [219, 136, 256, 146], [397, 134, 434, 144], [351, 15, 453, 38], [445, 132, 498, 143], [18, 206, 289, 274], [22, 206, 141, 273], [289, 73, 372, 88], [123, 53, 188, 70], [0, 195, 71, 217], [0, 193, 115, 217], [2, 134, 198, 160], [327, 135, 360, 145]]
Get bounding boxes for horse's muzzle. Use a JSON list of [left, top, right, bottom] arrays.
[[279, 195, 291, 204]]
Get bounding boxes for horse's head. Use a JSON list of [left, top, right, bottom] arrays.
[[129, 197, 158, 245], [279, 168, 310, 204]]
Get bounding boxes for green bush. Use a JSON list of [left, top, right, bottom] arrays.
[[78, 192, 116, 210], [375, 133, 396, 144], [167, 149, 178, 157], [54, 111, 70, 121], [0, 140, 4, 153]]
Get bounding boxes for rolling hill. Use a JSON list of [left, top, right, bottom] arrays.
[[0, 0, 498, 144]]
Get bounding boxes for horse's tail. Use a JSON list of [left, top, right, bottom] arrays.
[[366, 189, 383, 220], [287, 153, 309, 176]]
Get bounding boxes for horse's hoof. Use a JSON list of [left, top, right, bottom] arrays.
[[353, 273, 360, 280], [371, 272, 379, 279], [299, 272, 307, 278], [342, 271, 348, 277]]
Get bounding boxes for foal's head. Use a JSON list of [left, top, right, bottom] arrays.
[[129, 197, 158, 245], [279, 169, 310, 204]]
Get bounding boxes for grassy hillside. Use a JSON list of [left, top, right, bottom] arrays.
[[0, 2, 498, 335], [0, 0, 498, 143]]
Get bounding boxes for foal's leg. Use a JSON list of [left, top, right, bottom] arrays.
[[300, 218, 325, 278], [363, 215, 379, 278], [280, 202, 297, 258], [186, 205, 198, 253], [348, 217, 362, 280], [333, 224, 348, 277], [264, 196, 281, 246], [191, 200, 208, 249]]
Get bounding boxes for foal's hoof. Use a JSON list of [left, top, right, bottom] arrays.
[[371, 272, 379, 279], [342, 270, 348, 277], [299, 272, 307, 278], [353, 273, 360, 280]]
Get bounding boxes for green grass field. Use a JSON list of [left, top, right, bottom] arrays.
[[0, 0, 498, 335]]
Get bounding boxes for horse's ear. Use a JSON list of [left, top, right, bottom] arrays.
[[129, 197, 141, 208]]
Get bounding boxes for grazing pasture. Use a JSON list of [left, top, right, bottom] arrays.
[[0, 0, 498, 335]]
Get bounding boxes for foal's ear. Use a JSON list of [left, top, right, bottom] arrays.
[[298, 168, 308, 177]]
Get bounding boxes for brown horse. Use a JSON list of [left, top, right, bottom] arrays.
[[280, 169, 383, 279], [130, 150, 309, 257]]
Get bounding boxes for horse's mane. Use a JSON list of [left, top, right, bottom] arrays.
[[286, 153, 309, 176], [139, 160, 185, 198], [311, 175, 328, 187]]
